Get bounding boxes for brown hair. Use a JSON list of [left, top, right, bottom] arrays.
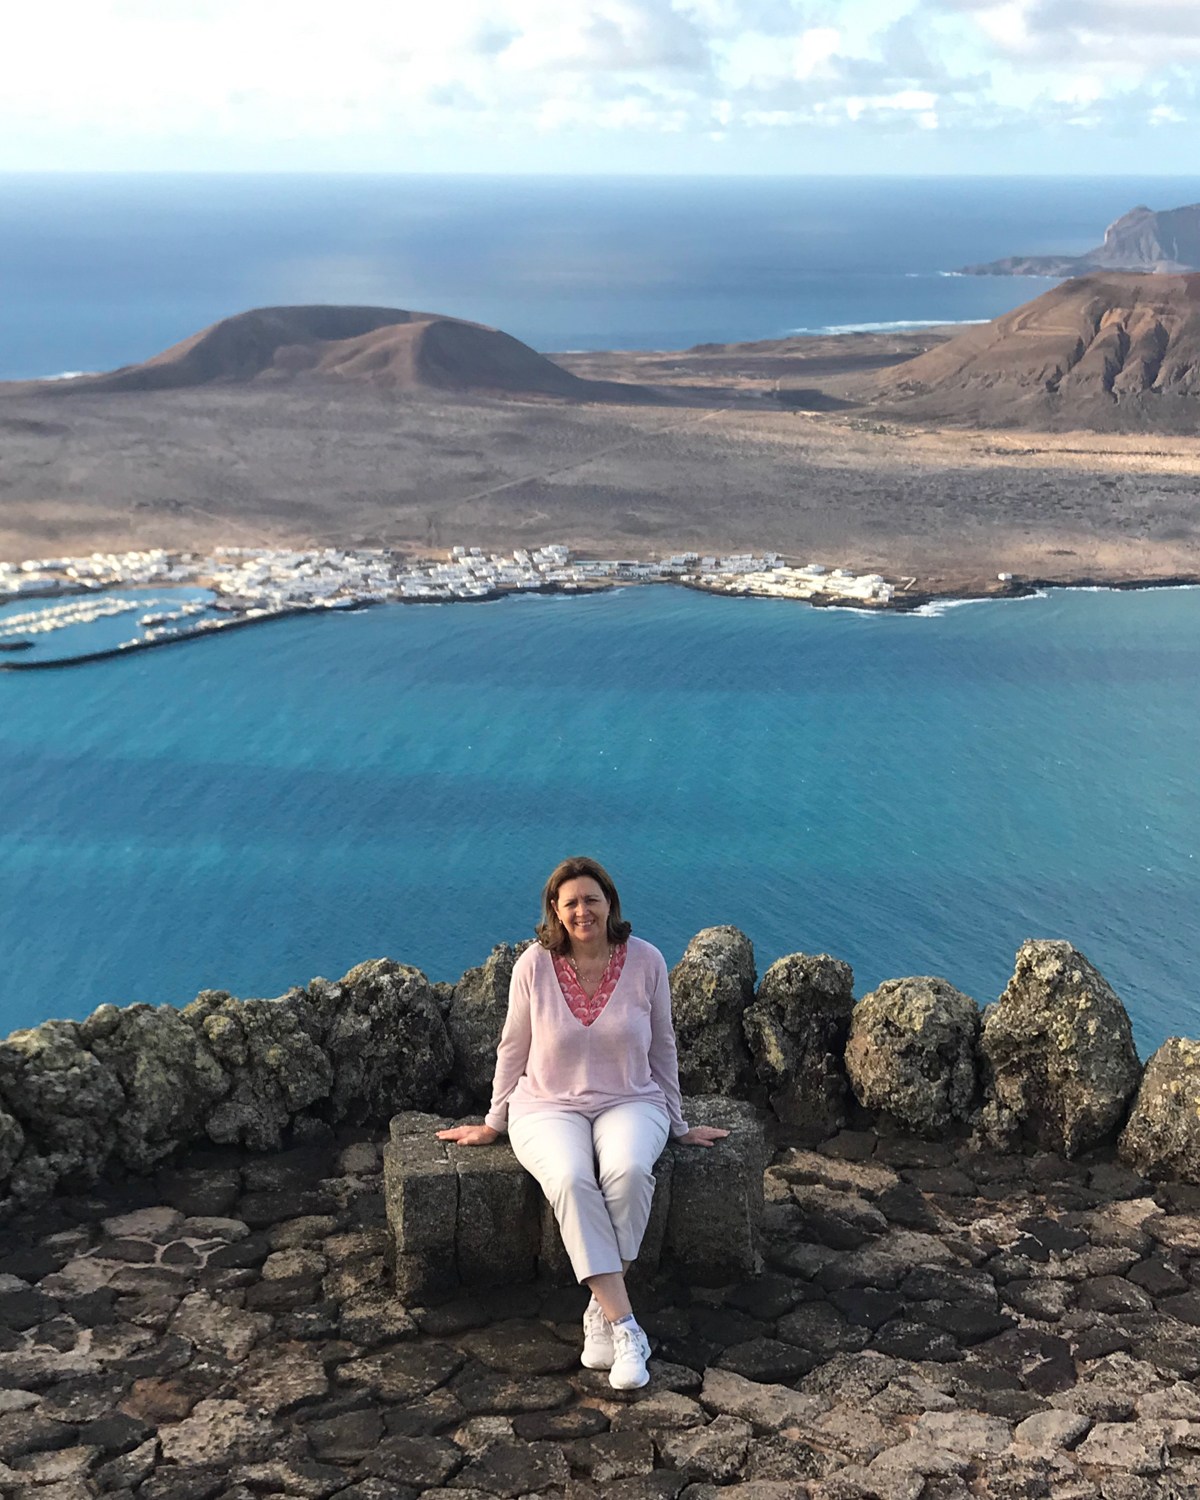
[[536, 855, 633, 955]]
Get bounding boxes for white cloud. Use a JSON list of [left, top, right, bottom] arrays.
[[2, 0, 1198, 167]]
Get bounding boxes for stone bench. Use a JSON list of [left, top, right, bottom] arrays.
[[384, 1096, 767, 1302]]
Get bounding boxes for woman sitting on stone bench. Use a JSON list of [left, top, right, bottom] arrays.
[[438, 855, 728, 1391]]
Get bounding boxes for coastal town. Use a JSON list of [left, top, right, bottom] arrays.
[[0, 544, 900, 664]]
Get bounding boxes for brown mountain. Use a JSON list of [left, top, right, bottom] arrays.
[[31, 305, 653, 402], [875, 272, 1200, 430], [962, 201, 1200, 277]]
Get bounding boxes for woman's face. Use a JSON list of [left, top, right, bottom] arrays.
[[554, 876, 611, 947]]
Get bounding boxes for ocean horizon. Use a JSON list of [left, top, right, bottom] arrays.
[[6, 172, 1200, 378]]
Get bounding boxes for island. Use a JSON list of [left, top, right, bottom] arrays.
[[2, 290, 1199, 615]]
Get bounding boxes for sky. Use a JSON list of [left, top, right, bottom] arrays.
[[7, 0, 1200, 174]]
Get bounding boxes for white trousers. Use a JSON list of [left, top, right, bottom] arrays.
[[508, 1101, 670, 1284]]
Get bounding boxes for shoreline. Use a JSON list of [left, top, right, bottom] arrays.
[[4, 570, 1200, 672]]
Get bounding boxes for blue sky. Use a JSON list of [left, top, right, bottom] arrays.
[[8, 0, 1199, 173]]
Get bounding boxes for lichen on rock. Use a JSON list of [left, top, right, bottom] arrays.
[[315, 958, 454, 1121], [0, 1018, 125, 1199], [845, 975, 979, 1137], [186, 987, 332, 1151], [79, 1000, 228, 1171], [669, 926, 757, 1097], [1119, 1037, 1200, 1184], [743, 952, 855, 1132], [977, 939, 1141, 1157], [445, 943, 528, 1106]]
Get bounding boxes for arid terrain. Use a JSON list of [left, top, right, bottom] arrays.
[[3, 292, 1199, 595]]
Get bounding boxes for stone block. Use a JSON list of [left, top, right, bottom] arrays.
[[665, 1096, 767, 1284], [452, 1144, 540, 1290], [386, 1099, 766, 1298]]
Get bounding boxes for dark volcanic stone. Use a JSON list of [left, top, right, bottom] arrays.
[[871, 1318, 960, 1362], [78, 1411, 155, 1454], [875, 1183, 941, 1231], [830, 1287, 907, 1329], [338, 1483, 419, 1500], [120, 1331, 195, 1378], [137, 1466, 228, 1500], [458, 1320, 580, 1375], [1078, 1276, 1155, 1315], [236, 1188, 339, 1228], [205, 1233, 270, 1269], [304, 1408, 386, 1462], [358, 1434, 462, 1487], [1128, 1259, 1189, 1298], [242, 1146, 338, 1191], [1072, 1326, 1133, 1361], [1135, 1334, 1200, 1378], [904, 1167, 976, 1195], [451, 1364, 574, 1415], [61, 1288, 119, 1327], [566, 1430, 655, 1481], [777, 1301, 870, 1358], [901, 1265, 997, 1304], [725, 1273, 802, 1321], [606, 1475, 689, 1500], [513, 1407, 610, 1440], [1016, 1215, 1090, 1254], [413, 1298, 492, 1336], [716, 1337, 812, 1382], [279, 1301, 342, 1340], [155, 1165, 242, 1216], [686, 1306, 766, 1347], [0, 1409, 78, 1458], [822, 1130, 879, 1161], [0, 1288, 59, 1329], [914, 1298, 1012, 1343], [244, 1275, 323, 1311], [1159, 1290, 1200, 1326], [448, 1438, 569, 1496], [977, 1328, 1076, 1394]]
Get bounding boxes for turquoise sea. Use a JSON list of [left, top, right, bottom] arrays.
[[2, 585, 1197, 1058]]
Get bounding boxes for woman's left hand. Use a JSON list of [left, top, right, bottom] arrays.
[[675, 1126, 730, 1148]]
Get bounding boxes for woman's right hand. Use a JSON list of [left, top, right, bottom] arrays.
[[437, 1124, 500, 1147]]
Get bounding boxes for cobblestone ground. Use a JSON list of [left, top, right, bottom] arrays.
[[2, 1129, 1200, 1500]]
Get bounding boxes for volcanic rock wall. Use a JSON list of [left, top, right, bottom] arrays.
[[1, 934, 1197, 1219]]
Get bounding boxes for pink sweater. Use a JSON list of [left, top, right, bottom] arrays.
[[485, 936, 689, 1137]]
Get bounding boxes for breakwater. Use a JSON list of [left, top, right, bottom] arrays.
[[1, 930, 1196, 1221]]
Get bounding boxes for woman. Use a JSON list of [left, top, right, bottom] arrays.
[[438, 855, 728, 1391]]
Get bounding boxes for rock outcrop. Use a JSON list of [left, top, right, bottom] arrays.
[[743, 953, 854, 1133], [977, 940, 1141, 1157], [845, 976, 980, 1137], [1120, 1038, 1200, 1184], [669, 927, 758, 1097], [312, 958, 453, 1123], [446, 944, 527, 1106], [961, 200, 1200, 277]]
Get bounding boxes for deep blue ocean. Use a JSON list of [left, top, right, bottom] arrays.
[[2, 586, 1198, 1058], [2, 174, 1199, 1054]]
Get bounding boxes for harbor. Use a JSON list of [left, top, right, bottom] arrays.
[[0, 544, 907, 669]]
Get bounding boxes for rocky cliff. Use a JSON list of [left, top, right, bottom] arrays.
[[962, 201, 1200, 277], [875, 271, 1200, 430]]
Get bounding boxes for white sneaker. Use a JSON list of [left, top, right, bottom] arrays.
[[608, 1320, 651, 1390], [581, 1300, 614, 1370]]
